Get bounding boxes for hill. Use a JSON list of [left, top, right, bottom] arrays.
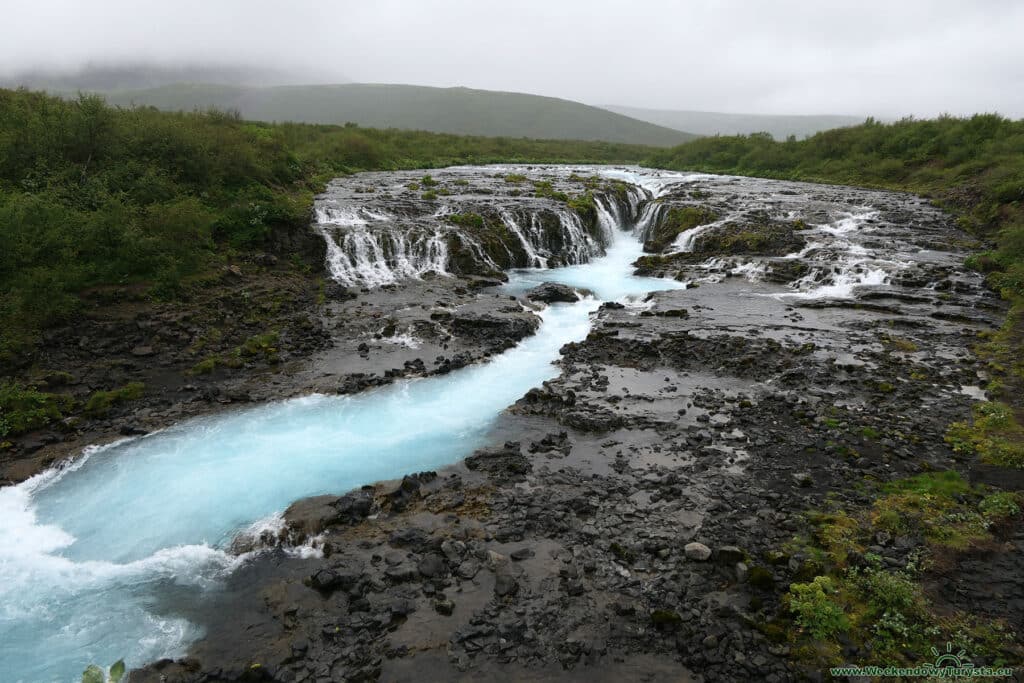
[[603, 104, 863, 140], [95, 83, 698, 146]]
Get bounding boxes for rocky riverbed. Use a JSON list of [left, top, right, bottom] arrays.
[[9, 166, 1021, 682]]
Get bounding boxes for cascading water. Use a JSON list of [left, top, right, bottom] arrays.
[[773, 210, 897, 299], [0, 173, 682, 683], [315, 197, 615, 287], [499, 210, 547, 268]]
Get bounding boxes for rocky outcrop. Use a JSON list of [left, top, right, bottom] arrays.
[[525, 282, 590, 304]]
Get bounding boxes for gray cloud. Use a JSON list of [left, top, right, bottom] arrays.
[[2, 0, 1021, 117]]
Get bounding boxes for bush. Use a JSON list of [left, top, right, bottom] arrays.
[[979, 491, 1021, 519], [0, 382, 74, 437], [788, 576, 849, 639]]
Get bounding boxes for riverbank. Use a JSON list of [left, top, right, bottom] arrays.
[[120, 168, 1023, 681]]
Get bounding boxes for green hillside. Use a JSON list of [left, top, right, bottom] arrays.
[[96, 83, 698, 146], [604, 104, 863, 140]]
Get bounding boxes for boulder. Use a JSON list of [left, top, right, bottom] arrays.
[[525, 282, 589, 304], [684, 542, 712, 561]]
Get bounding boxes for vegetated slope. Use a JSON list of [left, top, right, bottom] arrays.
[[604, 104, 863, 139], [0, 87, 656, 369], [98, 83, 698, 146]]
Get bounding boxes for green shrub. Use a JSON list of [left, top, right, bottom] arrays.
[[788, 576, 849, 639], [0, 383, 74, 437], [979, 491, 1021, 519]]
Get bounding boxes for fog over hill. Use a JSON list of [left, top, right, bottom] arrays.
[[1, 62, 334, 91], [601, 104, 865, 140]]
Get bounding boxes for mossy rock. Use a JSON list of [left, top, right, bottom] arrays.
[[747, 565, 776, 590], [693, 220, 805, 256], [643, 205, 718, 253], [650, 609, 683, 629]]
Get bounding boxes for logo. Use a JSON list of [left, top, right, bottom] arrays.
[[926, 642, 971, 671], [829, 642, 1014, 679]]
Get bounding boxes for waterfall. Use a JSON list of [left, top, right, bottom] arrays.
[[500, 210, 548, 268], [593, 195, 618, 242], [322, 228, 450, 287], [555, 209, 600, 264], [634, 202, 664, 239], [772, 210, 896, 299]]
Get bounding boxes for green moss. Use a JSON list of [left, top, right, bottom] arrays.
[[0, 382, 75, 437], [83, 382, 145, 417], [447, 212, 485, 229], [859, 425, 881, 440], [421, 190, 438, 200], [532, 180, 570, 202], [946, 401, 1024, 467], [420, 174, 438, 187], [240, 332, 280, 363], [188, 357, 218, 375], [643, 205, 718, 252], [609, 542, 637, 564]]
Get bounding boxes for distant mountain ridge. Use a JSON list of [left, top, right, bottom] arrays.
[[602, 104, 864, 140], [84, 82, 699, 146]]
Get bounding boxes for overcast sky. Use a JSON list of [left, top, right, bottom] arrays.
[[2, 0, 1022, 117]]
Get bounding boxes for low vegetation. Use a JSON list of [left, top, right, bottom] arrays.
[[777, 472, 1021, 667]]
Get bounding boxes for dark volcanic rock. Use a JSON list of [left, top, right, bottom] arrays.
[[465, 441, 531, 481], [525, 282, 589, 304], [448, 313, 541, 352]]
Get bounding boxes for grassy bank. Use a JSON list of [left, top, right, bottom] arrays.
[[0, 88, 655, 368]]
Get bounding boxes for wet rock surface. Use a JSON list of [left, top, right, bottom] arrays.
[[66, 167, 1010, 682]]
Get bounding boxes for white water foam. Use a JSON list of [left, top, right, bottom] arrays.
[[772, 210, 895, 300], [322, 228, 450, 287]]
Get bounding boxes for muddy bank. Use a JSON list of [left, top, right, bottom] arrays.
[[123, 168, 1022, 682]]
